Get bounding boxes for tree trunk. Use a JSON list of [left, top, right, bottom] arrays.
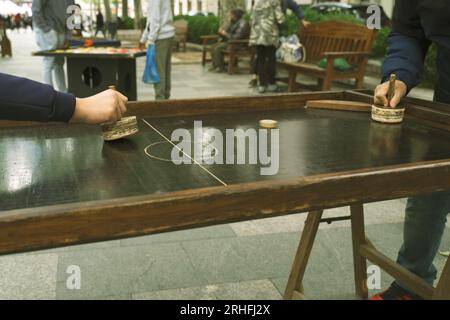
[[134, 0, 142, 29], [123, 0, 129, 18], [103, 0, 112, 23], [218, 0, 246, 28]]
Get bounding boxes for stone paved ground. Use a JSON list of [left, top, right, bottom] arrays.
[[0, 30, 448, 300]]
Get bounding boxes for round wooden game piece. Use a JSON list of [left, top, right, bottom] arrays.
[[371, 105, 405, 124], [102, 116, 139, 141], [259, 119, 278, 129], [101, 85, 139, 141]]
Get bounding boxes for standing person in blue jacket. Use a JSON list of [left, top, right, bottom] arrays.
[[0, 72, 128, 124], [32, 0, 74, 93], [372, 0, 450, 300], [249, 0, 311, 88]]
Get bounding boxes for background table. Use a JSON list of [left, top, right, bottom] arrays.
[[34, 47, 146, 101]]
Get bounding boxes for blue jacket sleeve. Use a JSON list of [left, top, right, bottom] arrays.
[[0, 73, 76, 122], [286, 0, 305, 20], [381, 32, 430, 92]]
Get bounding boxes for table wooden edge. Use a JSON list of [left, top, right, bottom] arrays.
[[1, 159, 450, 255]]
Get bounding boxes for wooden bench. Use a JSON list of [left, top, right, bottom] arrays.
[[174, 19, 188, 52], [0, 21, 12, 58], [201, 35, 255, 75], [278, 21, 375, 92]]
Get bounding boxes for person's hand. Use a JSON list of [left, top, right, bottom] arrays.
[[302, 20, 311, 28], [374, 79, 407, 108], [138, 41, 146, 50], [71, 89, 128, 124]]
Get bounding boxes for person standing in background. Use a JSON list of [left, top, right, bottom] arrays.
[[250, 0, 285, 94], [14, 14, 22, 30], [249, 0, 310, 87], [108, 8, 118, 40], [140, 0, 175, 100], [32, 0, 74, 93], [95, 10, 105, 38]]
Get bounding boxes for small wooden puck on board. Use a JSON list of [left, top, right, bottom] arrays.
[[259, 119, 278, 129], [102, 116, 139, 141], [101, 86, 139, 141], [371, 105, 405, 124]]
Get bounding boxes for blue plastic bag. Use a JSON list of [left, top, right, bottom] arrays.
[[143, 45, 160, 84]]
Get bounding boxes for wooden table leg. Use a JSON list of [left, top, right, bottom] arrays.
[[350, 204, 369, 299], [433, 256, 450, 300], [287, 71, 297, 92], [284, 211, 324, 300]]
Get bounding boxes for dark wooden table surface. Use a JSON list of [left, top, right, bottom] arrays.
[[2, 107, 450, 212], [1, 90, 450, 255]]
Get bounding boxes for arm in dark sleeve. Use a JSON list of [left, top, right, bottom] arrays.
[[0, 73, 76, 122], [229, 21, 250, 40], [381, 32, 430, 91], [381, 0, 430, 92], [32, 0, 51, 32], [286, 0, 305, 20]]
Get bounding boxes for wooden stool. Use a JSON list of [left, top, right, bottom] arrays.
[[284, 204, 450, 300]]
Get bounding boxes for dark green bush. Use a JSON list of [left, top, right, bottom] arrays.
[[423, 44, 438, 87], [174, 15, 220, 44], [281, 8, 363, 37], [118, 16, 135, 30], [123, 17, 160, 30], [371, 27, 390, 57]]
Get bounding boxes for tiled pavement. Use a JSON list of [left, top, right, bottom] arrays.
[[0, 31, 448, 300]]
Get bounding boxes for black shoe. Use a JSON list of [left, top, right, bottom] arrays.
[[371, 282, 424, 300], [248, 78, 258, 88]]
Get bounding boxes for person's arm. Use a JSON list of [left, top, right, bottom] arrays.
[[31, 0, 51, 32], [0, 73, 127, 124], [286, 0, 305, 20], [275, 0, 286, 26], [144, 0, 162, 45], [229, 21, 250, 40], [375, 0, 431, 107], [381, 32, 430, 92]]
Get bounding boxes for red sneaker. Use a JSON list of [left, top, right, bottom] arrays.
[[371, 282, 423, 300]]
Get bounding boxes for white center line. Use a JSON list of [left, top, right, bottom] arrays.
[[141, 119, 228, 187]]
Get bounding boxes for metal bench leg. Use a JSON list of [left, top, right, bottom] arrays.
[[350, 204, 369, 299], [202, 48, 207, 66], [433, 256, 450, 299], [284, 211, 324, 300]]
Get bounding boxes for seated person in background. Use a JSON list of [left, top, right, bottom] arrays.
[[0, 72, 127, 124], [209, 9, 250, 73]]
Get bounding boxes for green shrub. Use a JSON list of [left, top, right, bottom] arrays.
[[423, 44, 438, 87], [281, 9, 363, 37], [372, 27, 390, 57], [118, 16, 135, 30], [174, 15, 220, 44]]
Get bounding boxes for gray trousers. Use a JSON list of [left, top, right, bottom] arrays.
[[154, 37, 174, 100]]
